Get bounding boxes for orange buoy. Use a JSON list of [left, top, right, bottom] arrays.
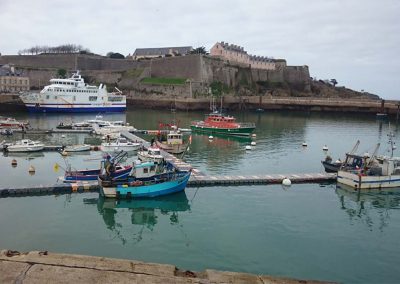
[[11, 159, 17, 167]]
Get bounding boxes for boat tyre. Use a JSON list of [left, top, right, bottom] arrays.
[[129, 180, 143, 187]]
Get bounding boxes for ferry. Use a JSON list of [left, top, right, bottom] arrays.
[[19, 71, 126, 112]]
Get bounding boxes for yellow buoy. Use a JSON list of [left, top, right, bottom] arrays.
[[53, 163, 60, 173], [11, 159, 17, 167], [28, 165, 36, 175]]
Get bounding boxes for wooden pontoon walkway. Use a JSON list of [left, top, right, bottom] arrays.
[[0, 132, 336, 197]]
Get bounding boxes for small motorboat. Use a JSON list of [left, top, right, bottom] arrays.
[[0, 128, 13, 136], [4, 139, 44, 152], [0, 116, 29, 128], [101, 137, 141, 152], [137, 146, 164, 164], [64, 144, 91, 152]]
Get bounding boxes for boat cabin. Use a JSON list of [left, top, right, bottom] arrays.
[[131, 160, 164, 179], [166, 132, 183, 145]]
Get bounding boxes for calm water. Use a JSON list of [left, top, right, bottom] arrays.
[[1, 109, 400, 283]]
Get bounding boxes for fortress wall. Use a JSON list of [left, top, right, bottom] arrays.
[[0, 54, 148, 72], [150, 55, 202, 81], [0, 54, 76, 69]]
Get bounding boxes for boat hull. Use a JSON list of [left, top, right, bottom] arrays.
[[101, 171, 191, 198], [155, 141, 186, 154], [101, 144, 140, 152], [64, 166, 132, 182], [337, 170, 400, 189], [321, 161, 342, 173], [25, 105, 125, 113], [190, 125, 255, 136], [7, 145, 44, 152]]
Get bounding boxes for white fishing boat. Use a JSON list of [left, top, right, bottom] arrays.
[[19, 71, 126, 113], [138, 146, 164, 164], [337, 132, 400, 189], [64, 144, 91, 152], [155, 126, 188, 154], [101, 137, 141, 152], [4, 139, 45, 152]]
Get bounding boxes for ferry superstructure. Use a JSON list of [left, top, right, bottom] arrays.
[[19, 71, 126, 112]]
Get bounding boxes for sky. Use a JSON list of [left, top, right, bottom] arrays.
[[1, 0, 399, 99]]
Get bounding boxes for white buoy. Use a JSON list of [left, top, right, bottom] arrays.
[[282, 177, 291, 186], [302, 142, 308, 147], [209, 135, 214, 140], [28, 165, 36, 175], [61, 150, 68, 156], [251, 134, 257, 138], [251, 141, 256, 146], [245, 145, 252, 150], [322, 145, 328, 151], [61, 134, 65, 138]]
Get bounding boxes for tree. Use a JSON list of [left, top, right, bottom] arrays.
[[330, 79, 338, 87], [210, 81, 228, 97], [190, 46, 208, 55], [57, 68, 67, 78], [108, 52, 125, 59]]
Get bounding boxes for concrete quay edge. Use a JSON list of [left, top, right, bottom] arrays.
[[0, 249, 336, 284]]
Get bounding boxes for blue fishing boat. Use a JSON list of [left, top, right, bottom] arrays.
[[63, 151, 131, 182], [100, 170, 191, 198], [64, 164, 132, 182]]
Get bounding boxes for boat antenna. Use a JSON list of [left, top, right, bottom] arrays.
[[387, 122, 396, 158], [114, 87, 122, 94]]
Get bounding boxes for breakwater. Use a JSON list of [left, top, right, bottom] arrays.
[[127, 94, 400, 115]]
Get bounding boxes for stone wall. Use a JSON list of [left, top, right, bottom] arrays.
[[0, 54, 148, 71], [150, 55, 203, 81]]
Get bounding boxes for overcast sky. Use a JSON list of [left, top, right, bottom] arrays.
[[1, 0, 399, 99]]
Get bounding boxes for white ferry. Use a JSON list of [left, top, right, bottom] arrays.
[[19, 71, 126, 112]]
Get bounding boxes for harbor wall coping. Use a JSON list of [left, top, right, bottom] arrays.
[[0, 249, 335, 284]]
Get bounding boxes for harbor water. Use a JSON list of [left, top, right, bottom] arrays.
[[1, 109, 400, 283]]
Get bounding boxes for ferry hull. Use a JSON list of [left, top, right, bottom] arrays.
[[337, 170, 400, 189], [190, 125, 255, 136], [25, 106, 126, 113]]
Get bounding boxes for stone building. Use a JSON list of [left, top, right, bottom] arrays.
[[131, 46, 193, 60], [0, 64, 30, 92], [210, 41, 276, 70]]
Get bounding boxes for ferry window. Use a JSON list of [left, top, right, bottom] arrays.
[[46, 95, 49, 99], [73, 96, 76, 101], [150, 166, 156, 171], [143, 168, 149, 173], [89, 96, 98, 101], [54, 96, 57, 99]]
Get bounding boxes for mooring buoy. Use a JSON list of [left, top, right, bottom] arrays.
[[11, 159, 17, 167], [28, 165, 36, 175], [282, 177, 292, 186]]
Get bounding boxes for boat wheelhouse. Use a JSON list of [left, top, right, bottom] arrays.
[[19, 71, 126, 113]]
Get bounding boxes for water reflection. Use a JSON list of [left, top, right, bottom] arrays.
[[83, 192, 190, 244], [3, 151, 45, 160], [335, 184, 400, 231]]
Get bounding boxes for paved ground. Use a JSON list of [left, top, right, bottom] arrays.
[[0, 249, 335, 284]]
